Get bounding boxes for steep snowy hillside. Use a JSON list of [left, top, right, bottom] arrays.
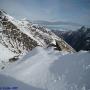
[[0, 44, 16, 62], [0, 47, 90, 90], [0, 9, 76, 63]]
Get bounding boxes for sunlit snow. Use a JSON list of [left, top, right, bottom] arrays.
[[0, 47, 90, 90]]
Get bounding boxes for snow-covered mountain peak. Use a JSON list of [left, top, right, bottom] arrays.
[[0, 10, 76, 66], [0, 10, 76, 52]]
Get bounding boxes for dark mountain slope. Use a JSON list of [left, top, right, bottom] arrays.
[[52, 26, 90, 51]]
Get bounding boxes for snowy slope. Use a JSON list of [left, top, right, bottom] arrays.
[[0, 10, 76, 54], [0, 44, 16, 62], [0, 43, 17, 70], [0, 10, 89, 90], [0, 10, 38, 54], [0, 47, 90, 90], [0, 10, 54, 47]]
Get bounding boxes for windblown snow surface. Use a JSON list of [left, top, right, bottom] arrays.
[[0, 47, 90, 90]]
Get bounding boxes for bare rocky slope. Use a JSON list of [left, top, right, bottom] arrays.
[[52, 26, 90, 51]]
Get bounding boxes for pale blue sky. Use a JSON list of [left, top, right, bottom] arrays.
[[0, 0, 90, 26]]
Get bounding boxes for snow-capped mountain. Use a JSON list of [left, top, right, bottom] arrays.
[[0, 10, 75, 55], [0, 9, 76, 69]]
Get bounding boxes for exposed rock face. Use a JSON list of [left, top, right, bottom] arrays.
[[52, 26, 90, 51]]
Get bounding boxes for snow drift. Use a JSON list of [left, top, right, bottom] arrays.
[[0, 47, 90, 90]]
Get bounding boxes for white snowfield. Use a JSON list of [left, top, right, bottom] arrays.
[[0, 47, 90, 90], [0, 44, 16, 62], [0, 43, 16, 69]]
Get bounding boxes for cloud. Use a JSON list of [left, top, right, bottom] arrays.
[[0, 0, 90, 26]]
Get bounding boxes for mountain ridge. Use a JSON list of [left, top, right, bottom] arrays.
[[0, 10, 76, 66], [52, 26, 90, 51]]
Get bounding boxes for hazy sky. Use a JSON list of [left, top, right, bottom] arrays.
[[0, 0, 90, 26]]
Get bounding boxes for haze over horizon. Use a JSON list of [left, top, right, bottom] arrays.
[[0, 0, 90, 27]]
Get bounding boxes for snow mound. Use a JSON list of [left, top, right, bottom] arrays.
[[0, 47, 90, 90]]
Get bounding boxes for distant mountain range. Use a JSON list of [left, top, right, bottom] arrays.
[[52, 26, 90, 51], [33, 20, 82, 26], [33, 20, 84, 31]]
